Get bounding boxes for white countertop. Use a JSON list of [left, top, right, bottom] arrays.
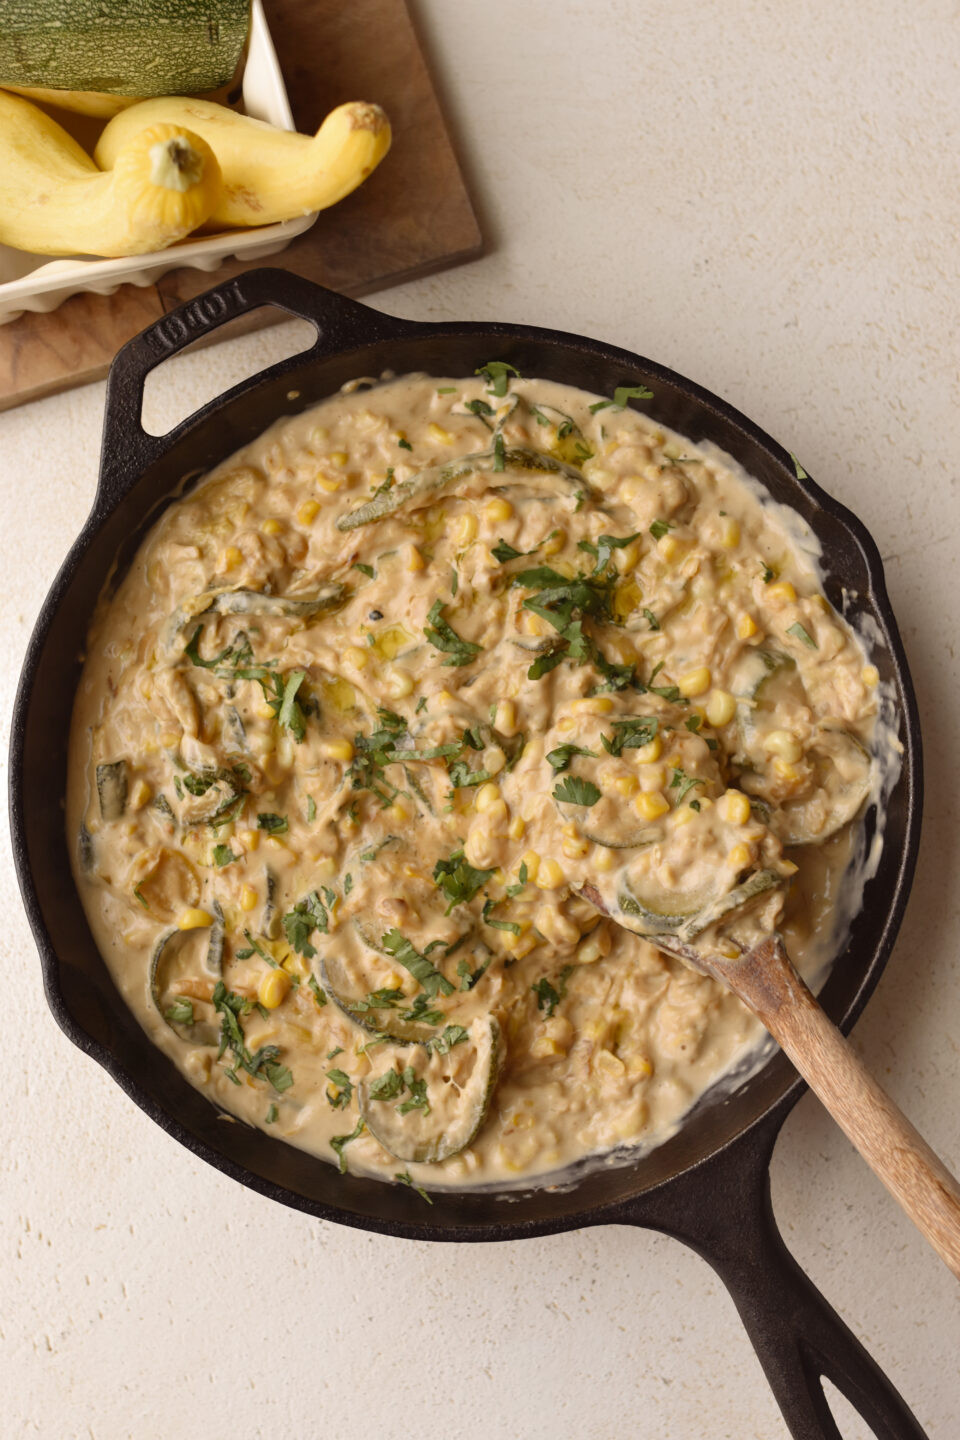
[[2, 2, 958, 1435]]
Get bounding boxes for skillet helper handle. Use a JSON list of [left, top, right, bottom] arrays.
[[740, 938, 960, 1281], [633, 1117, 929, 1440], [97, 267, 412, 512]]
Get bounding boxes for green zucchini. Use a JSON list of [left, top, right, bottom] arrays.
[[0, 1, 250, 98], [96, 760, 127, 820], [617, 868, 784, 944], [205, 899, 224, 976], [222, 706, 248, 755], [78, 823, 95, 872], [336, 446, 591, 532], [149, 927, 218, 1046], [206, 586, 346, 619], [769, 729, 872, 846], [320, 951, 438, 1043], [358, 1016, 502, 1164], [262, 868, 280, 940]]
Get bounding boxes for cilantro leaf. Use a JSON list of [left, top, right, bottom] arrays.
[[424, 599, 483, 667], [643, 607, 660, 631], [482, 898, 521, 935], [649, 519, 674, 542], [433, 847, 495, 912], [475, 360, 520, 397], [588, 384, 653, 413], [787, 621, 818, 650], [213, 843, 238, 867], [395, 1171, 433, 1203], [164, 997, 194, 1026], [447, 760, 492, 790], [382, 929, 455, 998], [282, 891, 329, 958], [368, 1068, 404, 1101], [330, 1117, 365, 1173], [669, 767, 706, 804], [553, 775, 601, 806], [546, 743, 597, 772], [257, 812, 288, 834], [326, 1068, 354, 1110], [602, 716, 659, 757], [532, 965, 574, 1018], [397, 1067, 430, 1115]]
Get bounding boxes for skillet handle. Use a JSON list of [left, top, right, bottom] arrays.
[[97, 267, 416, 513], [630, 1112, 928, 1440]]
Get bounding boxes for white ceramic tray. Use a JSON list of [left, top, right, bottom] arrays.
[[0, 0, 316, 325]]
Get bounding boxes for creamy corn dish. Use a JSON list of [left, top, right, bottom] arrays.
[[67, 368, 884, 1191]]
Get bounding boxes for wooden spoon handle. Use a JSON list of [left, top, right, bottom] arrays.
[[731, 937, 960, 1280]]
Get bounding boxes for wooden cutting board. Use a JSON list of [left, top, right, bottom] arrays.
[[0, 0, 481, 412]]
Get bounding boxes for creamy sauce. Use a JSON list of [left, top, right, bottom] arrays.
[[67, 372, 885, 1191]]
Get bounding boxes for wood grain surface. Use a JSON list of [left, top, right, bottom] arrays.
[[0, 0, 481, 411]]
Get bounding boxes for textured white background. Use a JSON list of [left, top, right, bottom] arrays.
[[2, 2, 958, 1436]]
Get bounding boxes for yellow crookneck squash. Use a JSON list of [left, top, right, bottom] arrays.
[[0, 89, 221, 257], [95, 96, 391, 228]]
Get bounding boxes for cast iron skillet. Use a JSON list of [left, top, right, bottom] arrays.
[[10, 269, 924, 1440]]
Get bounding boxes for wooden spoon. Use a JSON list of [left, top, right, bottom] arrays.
[[580, 882, 960, 1280]]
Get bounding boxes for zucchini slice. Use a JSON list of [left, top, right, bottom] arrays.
[[206, 586, 346, 619], [617, 868, 784, 943], [205, 899, 225, 977], [149, 928, 218, 1046], [78, 823, 95, 872], [358, 1016, 502, 1164], [769, 729, 872, 846], [96, 760, 127, 820], [262, 869, 280, 940], [336, 446, 590, 531], [320, 949, 438, 1043]]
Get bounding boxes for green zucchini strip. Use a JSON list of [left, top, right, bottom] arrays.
[[96, 760, 127, 821]]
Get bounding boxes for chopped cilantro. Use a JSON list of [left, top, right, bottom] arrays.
[[382, 929, 455, 998], [532, 964, 574, 1018], [475, 360, 520, 397], [602, 715, 659, 756], [265, 1103, 278, 1124], [649, 519, 673, 542], [482, 898, 521, 935], [433, 847, 495, 912], [213, 843, 238, 867], [308, 974, 327, 1009], [353, 561, 376, 579], [330, 1116, 364, 1173], [397, 1068, 430, 1115], [643, 607, 660, 631], [326, 1068, 354, 1110], [553, 775, 601, 806], [424, 599, 483, 667], [395, 1171, 433, 1203], [546, 743, 597, 772], [369, 1068, 404, 1101], [436, 386, 457, 395], [257, 812, 288, 834], [425, 1024, 469, 1055], [588, 384, 653, 413], [397, 437, 413, 451], [306, 796, 317, 823], [164, 997, 194, 1026], [282, 891, 329, 958], [505, 861, 529, 898], [787, 621, 818, 650], [669, 767, 706, 805], [789, 452, 809, 480]]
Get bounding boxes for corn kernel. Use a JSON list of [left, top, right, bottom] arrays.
[[658, 533, 683, 562], [222, 545, 243, 570], [129, 778, 152, 810], [628, 1056, 654, 1078], [258, 968, 291, 1010], [763, 729, 802, 763], [404, 543, 425, 572], [719, 516, 740, 549], [718, 940, 741, 960], [321, 738, 355, 762], [178, 907, 213, 930], [632, 736, 662, 765], [508, 814, 525, 841], [428, 423, 453, 443], [522, 611, 551, 637], [520, 851, 541, 883], [595, 1049, 626, 1079], [330, 451, 349, 468], [593, 847, 615, 872], [577, 926, 612, 964], [705, 688, 737, 727], [772, 758, 800, 783], [562, 834, 590, 859], [737, 612, 759, 640], [542, 528, 566, 556], [296, 500, 320, 526], [535, 858, 565, 890], [484, 497, 514, 525], [779, 858, 799, 876], [557, 715, 577, 734], [505, 931, 538, 959], [343, 645, 369, 670], [673, 806, 697, 827], [451, 512, 478, 546], [728, 843, 752, 871], [386, 801, 412, 823], [494, 698, 518, 736], [388, 667, 414, 699], [160, 730, 180, 749], [678, 666, 711, 698], [571, 696, 614, 715], [314, 856, 337, 880], [721, 789, 752, 825], [861, 665, 879, 688], [767, 580, 797, 604], [474, 782, 502, 813], [635, 791, 670, 821], [239, 884, 258, 912], [612, 774, 639, 798], [261, 518, 282, 536], [316, 473, 341, 492], [615, 539, 642, 572]]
